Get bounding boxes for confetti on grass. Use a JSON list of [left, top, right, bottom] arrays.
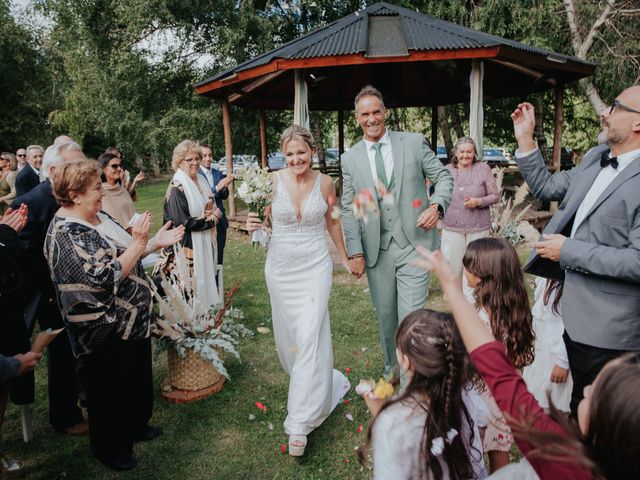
[[255, 402, 267, 412]]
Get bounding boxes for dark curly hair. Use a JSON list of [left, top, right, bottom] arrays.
[[462, 237, 534, 369], [360, 310, 480, 480]]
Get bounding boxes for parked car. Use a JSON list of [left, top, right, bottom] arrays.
[[268, 152, 286, 171], [436, 145, 449, 164], [325, 148, 340, 167], [482, 147, 510, 167], [543, 146, 575, 171], [217, 154, 258, 174]]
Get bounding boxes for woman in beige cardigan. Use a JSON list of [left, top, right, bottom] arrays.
[[99, 152, 138, 229]]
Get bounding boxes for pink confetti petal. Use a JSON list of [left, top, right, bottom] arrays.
[[412, 198, 423, 209], [345, 367, 351, 374], [255, 401, 267, 412], [281, 443, 287, 454], [357, 424, 364, 433], [343, 399, 351, 405]]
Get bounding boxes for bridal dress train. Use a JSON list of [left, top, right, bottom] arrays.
[[265, 171, 350, 436]]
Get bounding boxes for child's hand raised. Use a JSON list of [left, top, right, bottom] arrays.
[[412, 246, 459, 287]]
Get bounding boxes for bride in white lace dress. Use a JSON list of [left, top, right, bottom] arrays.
[[247, 125, 351, 456]]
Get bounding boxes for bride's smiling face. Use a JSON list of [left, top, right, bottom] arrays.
[[284, 138, 315, 175]]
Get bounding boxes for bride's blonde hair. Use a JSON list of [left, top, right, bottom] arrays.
[[280, 125, 315, 152]]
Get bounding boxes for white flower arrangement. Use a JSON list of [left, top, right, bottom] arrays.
[[150, 245, 252, 379], [236, 165, 273, 220]]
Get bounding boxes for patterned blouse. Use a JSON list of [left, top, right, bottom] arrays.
[[441, 162, 500, 234], [44, 214, 153, 357]]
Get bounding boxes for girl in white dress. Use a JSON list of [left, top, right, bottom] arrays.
[[358, 309, 487, 480], [522, 278, 572, 412], [247, 125, 351, 456]]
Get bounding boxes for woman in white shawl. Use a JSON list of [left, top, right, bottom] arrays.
[[154, 140, 221, 310]]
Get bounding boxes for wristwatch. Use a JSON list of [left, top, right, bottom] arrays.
[[430, 203, 444, 219]]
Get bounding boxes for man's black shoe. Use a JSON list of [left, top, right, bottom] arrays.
[[133, 426, 163, 442]]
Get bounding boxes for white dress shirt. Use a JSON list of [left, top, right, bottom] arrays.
[[200, 165, 213, 189], [363, 129, 394, 185], [570, 148, 640, 236]]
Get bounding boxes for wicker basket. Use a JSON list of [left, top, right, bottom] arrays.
[[167, 347, 223, 391]]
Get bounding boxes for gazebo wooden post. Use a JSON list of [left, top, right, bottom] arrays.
[[259, 110, 268, 168], [338, 110, 345, 194], [221, 97, 236, 217], [431, 107, 438, 150], [552, 85, 564, 173]]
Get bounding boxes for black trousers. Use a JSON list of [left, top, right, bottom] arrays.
[[77, 336, 154, 462], [563, 332, 629, 416], [216, 223, 227, 265], [36, 295, 84, 431]]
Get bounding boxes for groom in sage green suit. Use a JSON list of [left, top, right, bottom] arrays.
[[341, 86, 453, 373]]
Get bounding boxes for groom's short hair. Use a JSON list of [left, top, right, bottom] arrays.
[[354, 85, 385, 110]]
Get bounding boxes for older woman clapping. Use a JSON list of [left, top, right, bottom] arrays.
[[44, 160, 184, 472], [154, 140, 222, 310]]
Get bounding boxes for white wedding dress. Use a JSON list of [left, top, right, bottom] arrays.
[[265, 171, 350, 436]]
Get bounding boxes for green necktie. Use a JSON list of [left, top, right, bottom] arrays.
[[373, 143, 389, 189]]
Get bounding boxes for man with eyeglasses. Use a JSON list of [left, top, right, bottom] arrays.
[[15, 149, 27, 171], [511, 85, 640, 416], [14, 145, 43, 196]]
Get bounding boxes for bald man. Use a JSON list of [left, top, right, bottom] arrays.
[[512, 85, 640, 414]]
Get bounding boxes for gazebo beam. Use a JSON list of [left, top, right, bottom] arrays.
[[195, 48, 501, 96], [552, 85, 564, 172], [488, 58, 556, 86], [221, 98, 236, 217], [259, 110, 268, 168], [338, 109, 345, 195], [430, 107, 438, 150]]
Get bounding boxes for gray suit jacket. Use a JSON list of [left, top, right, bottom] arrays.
[[341, 131, 452, 267], [517, 145, 640, 350]]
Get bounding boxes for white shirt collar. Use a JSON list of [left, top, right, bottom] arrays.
[[363, 129, 390, 150], [613, 147, 640, 169], [30, 164, 39, 175]]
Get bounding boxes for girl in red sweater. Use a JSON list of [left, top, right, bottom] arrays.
[[413, 246, 640, 480]]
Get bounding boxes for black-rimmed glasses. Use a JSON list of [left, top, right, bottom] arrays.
[[610, 99, 640, 115]]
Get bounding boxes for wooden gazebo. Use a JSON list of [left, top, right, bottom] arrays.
[[194, 2, 595, 217]]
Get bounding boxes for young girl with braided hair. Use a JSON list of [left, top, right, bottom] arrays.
[[462, 237, 535, 473], [414, 246, 640, 480], [358, 309, 488, 480]]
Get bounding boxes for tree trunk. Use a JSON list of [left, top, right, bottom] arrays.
[[534, 96, 549, 164], [449, 106, 465, 140], [438, 106, 454, 162], [389, 108, 400, 131]]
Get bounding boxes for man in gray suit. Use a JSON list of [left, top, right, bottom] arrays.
[[511, 85, 640, 414], [341, 86, 453, 374]]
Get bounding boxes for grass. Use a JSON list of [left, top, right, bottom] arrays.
[[3, 179, 535, 479]]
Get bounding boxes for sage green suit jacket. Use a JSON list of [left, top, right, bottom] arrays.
[[341, 131, 453, 267]]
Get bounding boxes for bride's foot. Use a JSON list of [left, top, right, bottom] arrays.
[[288, 434, 307, 457]]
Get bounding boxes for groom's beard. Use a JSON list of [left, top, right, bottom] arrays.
[[597, 130, 608, 145]]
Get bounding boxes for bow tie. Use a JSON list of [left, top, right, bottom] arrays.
[[600, 151, 618, 169]]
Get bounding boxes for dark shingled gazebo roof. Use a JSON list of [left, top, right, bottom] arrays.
[[194, 2, 595, 110]]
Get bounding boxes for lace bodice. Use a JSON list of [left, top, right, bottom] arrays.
[[271, 172, 327, 236]]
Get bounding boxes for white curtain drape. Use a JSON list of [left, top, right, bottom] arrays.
[[469, 60, 484, 156], [293, 70, 310, 129]]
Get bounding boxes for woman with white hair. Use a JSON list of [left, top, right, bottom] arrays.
[[154, 140, 222, 310]]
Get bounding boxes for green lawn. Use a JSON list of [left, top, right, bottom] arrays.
[[3, 179, 533, 479]]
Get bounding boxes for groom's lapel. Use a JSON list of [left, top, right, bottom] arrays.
[[390, 131, 404, 199], [356, 141, 376, 192]]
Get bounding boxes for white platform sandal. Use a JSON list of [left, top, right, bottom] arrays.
[[288, 434, 307, 456]]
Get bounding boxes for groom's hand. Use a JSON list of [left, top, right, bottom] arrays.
[[416, 207, 438, 230], [349, 257, 365, 279]]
